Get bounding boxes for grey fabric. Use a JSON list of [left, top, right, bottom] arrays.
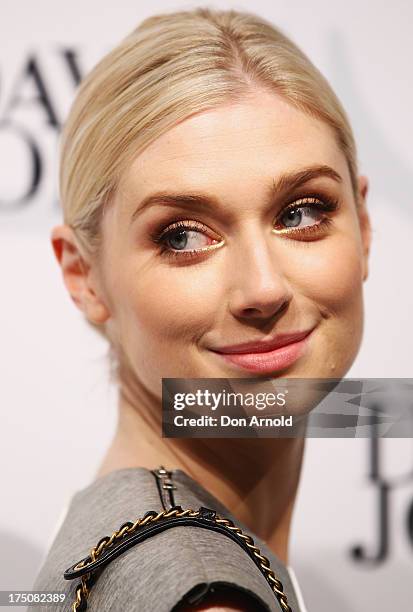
[[32, 467, 303, 611]]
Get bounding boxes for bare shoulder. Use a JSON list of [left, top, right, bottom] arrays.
[[174, 584, 267, 612]]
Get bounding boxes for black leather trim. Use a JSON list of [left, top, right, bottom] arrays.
[[63, 508, 273, 590]]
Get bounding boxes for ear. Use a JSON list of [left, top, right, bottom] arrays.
[[50, 224, 111, 325], [356, 175, 372, 282]]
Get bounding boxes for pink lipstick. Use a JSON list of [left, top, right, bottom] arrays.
[[210, 328, 314, 374]]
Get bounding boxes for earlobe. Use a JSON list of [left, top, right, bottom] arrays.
[[50, 224, 111, 324]]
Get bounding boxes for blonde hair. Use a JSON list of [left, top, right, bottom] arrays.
[[59, 6, 359, 361]]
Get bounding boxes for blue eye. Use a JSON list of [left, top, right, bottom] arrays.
[[282, 208, 303, 227], [275, 195, 340, 234], [151, 219, 224, 259], [280, 205, 324, 228], [165, 228, 211, 251]]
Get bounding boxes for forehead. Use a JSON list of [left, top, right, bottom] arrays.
[[117, 90, 349, 202]]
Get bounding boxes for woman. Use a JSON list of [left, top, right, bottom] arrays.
[[33, 6, 371, 611]]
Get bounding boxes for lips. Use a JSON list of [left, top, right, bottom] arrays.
[[211, 329, 314, 355], [210, 328, 315, 374]]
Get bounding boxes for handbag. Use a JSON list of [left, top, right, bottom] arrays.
[[63, 466, 292, 612]]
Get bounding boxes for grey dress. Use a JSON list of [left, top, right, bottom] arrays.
[[32, 466, 305, 611]]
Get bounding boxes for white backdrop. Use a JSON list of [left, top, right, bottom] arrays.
[[1, 1, 413, 610]]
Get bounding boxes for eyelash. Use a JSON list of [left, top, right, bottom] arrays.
[[149, 194, 340, 260]]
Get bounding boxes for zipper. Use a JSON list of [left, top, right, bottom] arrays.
[[151, 465, 177, 511]]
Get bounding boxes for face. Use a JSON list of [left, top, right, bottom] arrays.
[[84, 89, 371, 399]]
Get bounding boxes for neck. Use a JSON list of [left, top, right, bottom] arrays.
[[95, 386, 306, 565]]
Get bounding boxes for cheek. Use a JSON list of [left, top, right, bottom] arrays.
[[298, 237, 364, 314], [119, 262, 221, 346], [114, 262, 223, 390], [285, 232, 365, 374]]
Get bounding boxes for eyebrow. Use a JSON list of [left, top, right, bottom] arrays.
[[130, 164, 342, 223]]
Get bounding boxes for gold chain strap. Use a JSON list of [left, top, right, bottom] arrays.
[[70, 506, 292, 612]]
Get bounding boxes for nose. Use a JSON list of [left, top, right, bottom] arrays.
[[227, 229, 293, 321]]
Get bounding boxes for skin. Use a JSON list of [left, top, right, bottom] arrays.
[[52, 88, 371, 610]]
